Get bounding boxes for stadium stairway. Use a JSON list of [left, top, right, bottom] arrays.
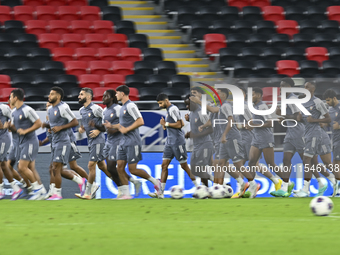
[[110, 0, 225, 86]]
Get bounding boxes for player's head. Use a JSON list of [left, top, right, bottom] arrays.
[[304, 81, 316, 95], [191, 87, 204, 99], [78, 87, 93, 105], [324, 89, 338, 107], [49, 86, 64, 105], [10, 88, 24, 106], [252, 87, 263, 103], [280, 77, 295, 87], [156, 93, 170, 109], [216, 88, 229, 101], [103, 89, 118, 106], [116, 85, 130, 101]]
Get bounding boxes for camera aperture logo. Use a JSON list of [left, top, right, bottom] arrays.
[[196, 82, 222, 112]]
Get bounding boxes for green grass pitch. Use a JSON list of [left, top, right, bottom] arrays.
[[1, 198, 339, 255]]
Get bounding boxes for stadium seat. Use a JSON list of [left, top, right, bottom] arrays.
[[97, 48, 120, 61], [276, 20, 299, 38], [248, 34, 270, 48], [190, 20, 211, 44], [241, 47, 262, 62], [256, 60, 276, 76], [242, 6, 262, 21], [134, 61, 156, 75], [103, 74, 125, 88], [177, 6, 198, 28], [52, 47, 75, 62], [148, 74, 170, 88], [219, 47, 241, 69], [68, 0, 88, 7], [93, 20, 114, 34], [43, 61, 64, 75], [125, 74, 148, 88], [156, 61, 177, 76], [313, 33, 337, 49], [111, 61, 134, 76], [89, 61, 111, 75], [276, 60, 299, 77], [204, 34, 226, 56], [45, 0, 67, 6], [320, 20, 340, 34], [285, 6, 305, 22], [171, 75, 190, 88], [228, 0, 249, 9], [306, 47, 329, 66], [29, 48, 51, 62], [299, 60, 319, 77], [0, 6, 12, 23], [24, 88, 48, 101], [120, 48, 142, 62], [0, 75, 11, 89], [93, 87, 110, 101], [65, 61, 88, 76], [1, 0, 21, 7], [135, 102, 160, 110], [13, 6, 35, 22], [4, 20, 25, 34], [23, 0, 44, 6], [70, 20, 92, 35], [11, 74, 34, 89], [233, 60, 255, 77], [292, 34, 314, 48], [84, 34, 107, 48], [250, 0, 270, 7], [128, 87, 139, 101], [79, 74, 102, 89], [34, 74, 57, 89], [329, 47, 340, 61], [322, 60, 340, 76], [56, 74, 78, 88], [0, 61, 20, 75], [262, 87, 280, 102], [285, 47, 306, 62], [115, 20, 136, 35], [0, 34, 16, 49], [89, 0, 110, 8], [220, 6, 240, 21], [16, 34, 39, 48], [163, 87, 189, 100], [0, 88, 15, 102], [62, 34, 84, 49], [20, 61, 43, 75], [306, 6, 327, 20], [234, 20, 254, 34], [26, 20, 48, 35], [0, 49, 7, 61], [270, 34, 291, 48], [75, 47, 98, 61], [48, 20, 70, 35], [262, 6, 285, 22], [226, 34, 249, 48], [101, 6, 122, 23], [138, 87, 161, 101], [128, 34, 149, 49], [142, 48, 163, 62], [107, 34, 128, 49], [197, 6, 219, 22], [80, 6, 100, 21], [7, 48, 30, 62], [255, 20, 276, 34], [64, 87, 81, 102], [328, 6, 340, 22], [58, 6, 80, 21], [38, 33, 61, 49], [299, 20, 320, 34], [36, 6, 58, 21]]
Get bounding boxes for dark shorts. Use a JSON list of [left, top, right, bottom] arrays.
[[191, 142, 213, 178], [52, 144, 71, 164], [117, 144, 142, 164], [88, 143, 105, 162], [283, 137, 305, 155], [163, 143, 187, 163], [69, 142, 81, 162], [8, 144, 18, 163], [103, 140, 120, 161], [19, 140, 39, 162], [219, 139, 245, 163], [304, 136, 332, 157]]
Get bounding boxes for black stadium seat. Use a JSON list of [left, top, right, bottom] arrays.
[[128, 34, 149, 49], [56, 74, 78, 88], [233, 60, 255, 78], [255, 60, 276, 76], [148, 74, 170, 88], [11, 74, 34, 89], [20, 61, 43, 75], [134, 61, 156, 75], [16, 34, 39, 48], [7, 48, 30, 62], [285, 6, 305, 22], [101, 6, 122, 23], [242, 6, 262, 21], [219, 47, 241, 68], [142, 48, 163, 62], [115, 20, 136, 35], [241, 47, 263, 62], [255, 20, 276, 34], [248, 34, 270, 48], [171, 75, 190, 88], [262, 47, 283, 62], [220, 6, 240, 21], [156, 61, 177, 76], [43, 61, 65, 75], [284, 47, 306, 62], [0, 61, 20, 75], [292, 34, 314, 48], [4, 20, 25, 34], [125, 74, 148, 88], [299, 60, 319, 77], [29, 48, 51, 61], [226, 34, 249, 48], [34, 74, 56, 88]]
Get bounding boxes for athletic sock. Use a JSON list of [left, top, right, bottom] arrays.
[[236, 177, 244, 186], [121, 185, 130, 196], [269, 176, 279, 185], [31, 181, 40, 190], [302, 180, 310, 193], [129, 177, 138, 185], [50, 183, 55, 195], [55, 188, 62, 197], [208, 173, 214, 181], [161, 183, 166, 193], [0, 183, 3, 193], [317, 177, 324, 189], [10, 181, 20, 192], [19, 179, 26, 188], [85, 183, 92, 196], [192, 180, 198, 187], [72, 175, 83, 185], [327, 173, 337, 186], [148, 177, 158, 186], [282, 181, 288, 192]]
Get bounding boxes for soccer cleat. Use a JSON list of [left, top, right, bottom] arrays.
[[231, 192, 240, 199], [11, 188, 23, 200], [287, 182, 295, 196], [238, 182, 250, 198], [154, 179, 162, 197], [332, 180, 339, 197], [242, 191, 251, 198], [79, 178, 87, 196], [75, 193, 82, 199], [45, 189, 53, 199], [117, 195, 133, 200], [91, 183, 100, 199], [148, 192, 158, 198], [134, 180, 142, 197], [270, 189, 286, 197], [275, 179, 283, 191], [293, 190, 309, 198], [158, 193, 164, 199], [249, 182, 261, 198], [316, 183, 328, 197], [46, 194, 62, 200], [27, 188, 44, 200], [0, 190, 5, 200], [75, 193, 92, 200]]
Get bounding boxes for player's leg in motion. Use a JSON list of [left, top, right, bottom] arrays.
[[7, 158, 27, 188], [0, 167, 4, 199], [1, 161, 23, 200], [246, 146, 262, 198], [69, 160, 88, 179], [311, 156, 335, 196], [46, 163, 55, 199], [18, 160, 44, 200], [319, 153, 340, 196]]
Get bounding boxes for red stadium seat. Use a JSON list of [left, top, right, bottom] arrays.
[[103, 74, 125, 88], [13, 6, 35, 22], [23, 0, 44, 6], [80, 6, 100, 21], [107, 34, 128, 49], [327, 6, 340, 22], [67, 0, 87, 6], [98, 48, 120, 61], [276, 60, 299, 77], [276, 20, 299, 38], [45, 0, 67, 7], [70, 20, 92, 35], [48, 20, 70, 34], [120, 48, 142, 62], [89, 61, 111, 75], [93, 20, 114, 34], [0, 75, 11, 89], [0, 6, 12, 23], [203, 34, 226, 56], [263, 6, 285, 22], [129, 87, 139, 101], [306, 47, 329, 66], [36, 6, 58, 21], [52, 47, 75, 62], [79, 74, 102, 89], [262, 87, 280, 102], [227, 0, 249, 10], [250, 0, 270, 7], [25, 20, 48, 35], [75, 47, 98, 61], [38, 33, 61, 49], [93, 87, 110, 100], [62, 34, 84, 49], [84, 34, 107, 48], [65, 61, 88, 76], [0, 88, 16, 102], [58, 6, 80, 21], [112, 61, 134, 76]]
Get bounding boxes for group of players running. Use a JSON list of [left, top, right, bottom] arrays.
[[0, 76, 339, 200]]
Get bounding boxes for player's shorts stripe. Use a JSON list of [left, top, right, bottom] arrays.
[[233, 139, 239, 154], [203, 148, 207, 158], [311, 137, 316, 148], [71, 142, 77, 152], [135, 145, 139, 157], [0, 143, 5, 154], [96, 144, 100, 155], [322, 145, 327, 153], [179, 145, 184, 153], [28, 144, 33, 155], [61, 145, 67, 156]]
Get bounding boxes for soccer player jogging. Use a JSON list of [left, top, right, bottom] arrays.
[[9, 89, 46, 200], [149, 93, 198, 199], [106, 85, 160, 199], [0, 102, 23, 200], [77, 87, 111, 200], [94, 89, 141, 199]]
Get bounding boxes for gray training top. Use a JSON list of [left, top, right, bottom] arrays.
[[329, 103, 340, 144], [103, 103, 122, 143], [165, 104, 185, 146], [119, 100, 142, 146], [284, 93, 305, 140], [0, 104, 11, 137]]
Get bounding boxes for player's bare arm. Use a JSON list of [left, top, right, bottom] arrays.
[[52, 118, 78, 133], [307, 113, 331, 124], [17, 119, 42, 135], [119, 117, 144, 134]]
